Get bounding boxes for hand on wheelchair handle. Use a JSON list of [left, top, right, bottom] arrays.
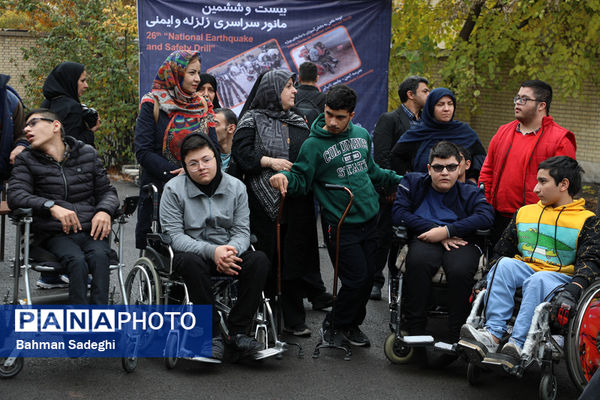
[[551, 285, 580, 326], [469, 278, 487, 303]]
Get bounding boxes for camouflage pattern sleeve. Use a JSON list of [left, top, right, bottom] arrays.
[[572, 216, 600, 289]]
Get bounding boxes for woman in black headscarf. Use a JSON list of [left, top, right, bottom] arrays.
[[198, 73, 222, 109], [42, 62, 98, 146], [390, 87, 486, 182], [232, 69, 319, 337]]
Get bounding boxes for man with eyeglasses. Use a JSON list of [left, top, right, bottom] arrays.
[[479, 80, 576, 244], [7, 108, 119, 303], [392, 141, 494, 347]]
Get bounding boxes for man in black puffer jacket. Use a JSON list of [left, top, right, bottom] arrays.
[[8, 108, 119, 304]]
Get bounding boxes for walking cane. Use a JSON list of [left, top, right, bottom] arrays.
[[313, 184, 353, 360]]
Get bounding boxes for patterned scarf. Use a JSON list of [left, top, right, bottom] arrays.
[[141, 50, 215, 164]]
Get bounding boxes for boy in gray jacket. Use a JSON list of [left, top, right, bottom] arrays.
[[160, 134, 269, 361]]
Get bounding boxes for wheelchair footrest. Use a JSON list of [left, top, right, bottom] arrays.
[[186, 356, 222, 364], [253, 347, 284, 360], [401, 335, 435, 345], [433, 341, 455, 353]]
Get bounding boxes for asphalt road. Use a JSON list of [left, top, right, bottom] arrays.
[[0, 179, 580, 399]]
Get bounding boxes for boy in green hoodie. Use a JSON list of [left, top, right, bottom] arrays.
[[459, 156, 600, 366], [270, 84, 402, 346]]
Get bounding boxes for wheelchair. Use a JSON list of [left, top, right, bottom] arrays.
[[383, 225, 489, 366], [123, 184, 286, 368], [458, 277, 600, 400], [0, 196, 139, 378]]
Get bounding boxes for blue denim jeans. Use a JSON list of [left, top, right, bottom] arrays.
[[485, 257, 570, 346]]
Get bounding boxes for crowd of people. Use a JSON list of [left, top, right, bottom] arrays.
[[1, 49, 598, 392]]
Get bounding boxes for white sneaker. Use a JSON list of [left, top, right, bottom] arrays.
[[500, 341, 522, 359], [460, 324, 499, 354]]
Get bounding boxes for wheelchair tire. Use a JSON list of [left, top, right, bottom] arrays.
[[0, 357, 23, 379], [565, 279, 600, 392], [467, 362, 483, 385], [121, 356, 137, 373], [125, 258, 161, 306], [384, 332, 414, 364], [539, 374, 558, 400], [164, 332, 178, 369]]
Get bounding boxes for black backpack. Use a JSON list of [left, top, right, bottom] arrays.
[[295, 96, 321, 128]]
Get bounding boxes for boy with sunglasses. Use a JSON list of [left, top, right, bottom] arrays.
[[392, 141, 494, 345]]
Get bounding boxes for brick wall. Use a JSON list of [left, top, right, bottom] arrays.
[[0, 30, 37, 104]]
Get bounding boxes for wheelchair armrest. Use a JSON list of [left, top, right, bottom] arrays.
[[476, 229, 491, 237], [10, 207, 32, 221], [392, 225, 408, 240], [147, 232, 172, 246], [121, 196, 139, 217]]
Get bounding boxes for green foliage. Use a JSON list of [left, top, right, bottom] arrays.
[[390, 0, 600, 112], [14, 0, 139, 167]]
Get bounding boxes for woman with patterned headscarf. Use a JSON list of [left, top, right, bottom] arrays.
[[134, 50, 217, 249], [232, 69, 320, 337]]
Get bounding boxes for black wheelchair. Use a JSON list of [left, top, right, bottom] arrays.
[[0, 196, 139, 378], [123, 185, 286, 369], [383, 225, 490, 366]]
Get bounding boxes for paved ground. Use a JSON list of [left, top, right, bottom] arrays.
[[0, 179, 581, 399]]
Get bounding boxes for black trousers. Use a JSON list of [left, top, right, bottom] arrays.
[[373, 200, 400, 288], [324, 218, 378, 328], [173, 250, 269, 336], [45, 232, 111, 305], [403, 239, 480, 341]]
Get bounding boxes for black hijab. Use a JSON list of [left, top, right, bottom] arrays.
[[199, 73, 221, 109], [42, 62, 85, 103], [180, 133, 223, 197]]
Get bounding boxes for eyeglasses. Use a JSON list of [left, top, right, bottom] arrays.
[[24, 117, 55, 130], [430, 163, 459, 173], [185, 155, 215, 171], [513, 96, 538, 105]]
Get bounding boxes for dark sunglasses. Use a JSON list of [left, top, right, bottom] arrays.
[[430, 163, 459, 173], [24, 117, 55, 130]]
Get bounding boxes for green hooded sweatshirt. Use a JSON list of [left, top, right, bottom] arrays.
[[283, 113, 402, 225]]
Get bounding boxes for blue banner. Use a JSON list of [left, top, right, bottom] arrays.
[[138, 0, 392, 133], [0, 305, 212, 358]]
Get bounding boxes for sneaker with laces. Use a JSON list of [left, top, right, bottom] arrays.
[[500, 341, 522, 359], [212, 337, 225, 361], [283, 323, 311, 337], [459, 324, 499, 359], [342, 326, 371, 347], [36, 275, 69, 289], [230, 334, 263, 356]]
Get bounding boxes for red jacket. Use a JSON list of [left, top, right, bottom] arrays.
[[479, 116, 576, 217]]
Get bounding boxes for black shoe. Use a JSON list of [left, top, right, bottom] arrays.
[[342, 326, 371, 347], [369, 285, 382, 301], [212, 337, 225, 361], [230, 334, 263, 356], [310, 292, 334, 311], [283, 323, 311, 337], [321, 328, 349, 347]]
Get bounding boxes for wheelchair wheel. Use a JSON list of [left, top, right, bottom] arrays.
[[164, 332, 178, 369], [125, 257, 161, 305], [384, 332, 414, 364], [539, 374, 558, 400], [121, 356, 137, 373], [0, 357, 23, 379], [565, 279, 600, 392]]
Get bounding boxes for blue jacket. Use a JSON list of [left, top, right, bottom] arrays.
[[392, 172, 494, 238]]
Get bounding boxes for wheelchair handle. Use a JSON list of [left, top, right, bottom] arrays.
[[141, 184, 160, 222]]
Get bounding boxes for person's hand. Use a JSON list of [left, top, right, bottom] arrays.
[[551, 283, 582, 327], [90, 211, 112, 240], [262, 156, 292, 172], [269, 173, 288, 195], [90, 115, 101, 132], [214, 245, 242, 276], [417, 226, 448, 243], [9, 145, 26, 164], [50, 205, 82, 234], [441, 236, 468, 251], [170, 167, 185, 176], [469, 278, 488, 303]]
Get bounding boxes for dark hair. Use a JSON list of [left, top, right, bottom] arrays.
[[428, 141, 462, 164], [180, 134, 214, 162], [214, 108, 238, 125], [538, 156, 583, 196], [456, 144, 471, 162], [520, 79, 552, 115], [25, 108, 65, 138], [325, 84, 356, 113], [299, 62, 318, 83], [398, 75, 429, 103]]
